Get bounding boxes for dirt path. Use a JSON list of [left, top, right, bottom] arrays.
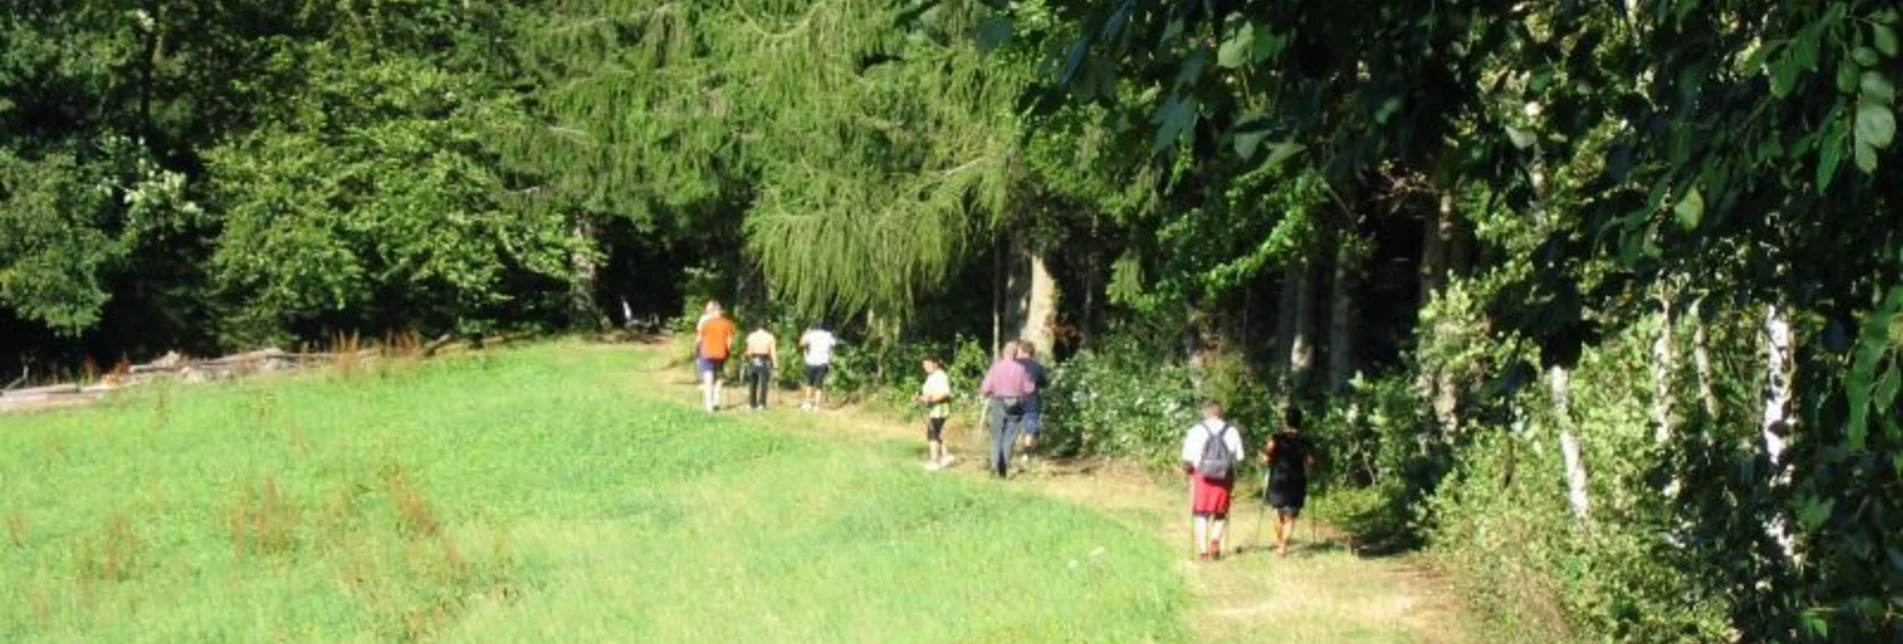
[[634, 346, 1472, 643]]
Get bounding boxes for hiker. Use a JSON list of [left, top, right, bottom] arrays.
[[1180, 400, 1246, 561], [1016, 341, 1049, 468], [743, 321, 779, 410], [915, 357, 955, 469], [694, 302, 737, 411], [978, 341, 1036, 479], [798, 324, 837, 410], [1261, 407, 1316, 557]]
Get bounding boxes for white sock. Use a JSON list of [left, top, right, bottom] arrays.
[[1210, 519, 1227, 546], [1193, 517, 1209, 553]]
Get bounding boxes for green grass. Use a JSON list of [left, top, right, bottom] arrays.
[[0, 343, 1187, 642]]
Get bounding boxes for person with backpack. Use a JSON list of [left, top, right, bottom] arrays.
[[695, 302, 738, 412], [742, 322, 779, 410], [1261, 407, 1317, 557], [798, 324, 838, 411], [1016, 341, 1050, 468], [1180, 400, 1247, 561], [978, 341, 1036, 479]]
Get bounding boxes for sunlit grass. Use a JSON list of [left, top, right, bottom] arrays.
[[0, 342, 1186, 642]]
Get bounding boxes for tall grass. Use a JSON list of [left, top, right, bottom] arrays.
[[0, 342, 1185, 642]]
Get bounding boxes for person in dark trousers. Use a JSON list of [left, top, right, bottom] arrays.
[[1016, 341, 1050, 467], [742, 322, 778, 410], [1261, 407, 1317, 557], [978, 341, 1036, 479]]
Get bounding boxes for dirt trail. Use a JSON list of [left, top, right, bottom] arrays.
[[633, 345, 1472, 643]]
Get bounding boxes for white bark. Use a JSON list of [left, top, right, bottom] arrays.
[[1692, 297, 1721, 418], [1651, 291, 1678, 444], [999, 242, 1057, 358], [1550, 364, 1591, 523], [1327, 245, 1358, 392], [1761, 304, 1795, 557], [1021, 252, 1057, 359], [1288, 262, 1316, 391]]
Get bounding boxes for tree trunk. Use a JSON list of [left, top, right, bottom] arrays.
[[991, 240, 1004, 356], [1448, 214, 1474, 279], [1021, 250, 1058, 359], [1420, 192, 1454, 306], [1287, 261, 1317, 394], [1000, 241, 1057, 359], [570, 216, 602, 330], [1761, 303, 1795, 557], [1651, 288, 1678, 444], [1550, 364, 1591, 524], [1692, 297, 1721, 419], [1327, 242, 1359, 392], [1274, 264, 1300, 376]]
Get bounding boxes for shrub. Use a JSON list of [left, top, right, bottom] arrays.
[[1041, 338, 1200, 469]]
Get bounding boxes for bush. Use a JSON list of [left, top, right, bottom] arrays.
[[1041, 338, 1200, 469]]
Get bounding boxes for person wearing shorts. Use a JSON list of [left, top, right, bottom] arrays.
[[1016, 341, 1049, 465], [1262, 407, 1315, 557], [695, 302, 738, 412], [798, 325, 837, 411], [1181, 401, 1246, 561], [915, 358, 954, 469]]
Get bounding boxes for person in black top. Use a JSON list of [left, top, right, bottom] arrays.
[[1016, 341, 1050, 466], [1261, 407, 1316, 557]]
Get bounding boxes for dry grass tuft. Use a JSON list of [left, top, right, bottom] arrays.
[[330, 331, 365, 375], [75, 513, 139, 587], [7, 508, 27, 547], [231, 477, 300, 558], [384, 469, 440, 537]]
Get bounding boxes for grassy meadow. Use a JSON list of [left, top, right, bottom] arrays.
[[0, 343, 1186, 642]]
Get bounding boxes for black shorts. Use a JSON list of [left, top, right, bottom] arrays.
[[926, 417, 946, 442], [1266, 479, 1307, 517], [804, 364, 830, 388]]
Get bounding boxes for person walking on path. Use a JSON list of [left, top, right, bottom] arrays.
[[979, 341, 1036, 479], [798, 324, 838, 411], [1261, 407, 1316, 558], [695, 302, 738, 412], [1180, 401, 1246, 561], [743, 322, 779, 410], [915, 358, 955, 469], [1016, 342, 1050, 468]]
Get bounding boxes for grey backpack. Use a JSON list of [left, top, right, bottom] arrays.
[[1197, 422, 1236, 481]]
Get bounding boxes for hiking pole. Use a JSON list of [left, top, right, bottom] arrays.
[[1252, 466, 1271, 552]]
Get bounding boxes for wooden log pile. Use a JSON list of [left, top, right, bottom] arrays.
[[0, 346, 375, 415]]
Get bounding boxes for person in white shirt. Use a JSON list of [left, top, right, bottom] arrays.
[[915, 358, 955, 469], [1180, 401, 1247, 561], [798, 325, 838, 410]]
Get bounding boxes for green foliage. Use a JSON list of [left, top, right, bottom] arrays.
[[1040, 337, 1200, 468]]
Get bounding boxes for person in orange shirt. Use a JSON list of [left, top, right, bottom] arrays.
[[696, 301, 738, 411]]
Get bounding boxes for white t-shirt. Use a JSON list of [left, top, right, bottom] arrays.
[[801, 329, 837, 366], [1180, 419, 1246, 467], [921, 370, 952, 419]]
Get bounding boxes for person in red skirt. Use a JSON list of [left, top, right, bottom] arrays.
[[1180, 400, 1247, 561]]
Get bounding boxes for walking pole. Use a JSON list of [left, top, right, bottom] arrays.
[[1186, 476, 1197, 559], [1252, 465, 1271, 551]]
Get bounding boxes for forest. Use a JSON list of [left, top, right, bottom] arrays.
[[3, 0, 1900, 639]]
